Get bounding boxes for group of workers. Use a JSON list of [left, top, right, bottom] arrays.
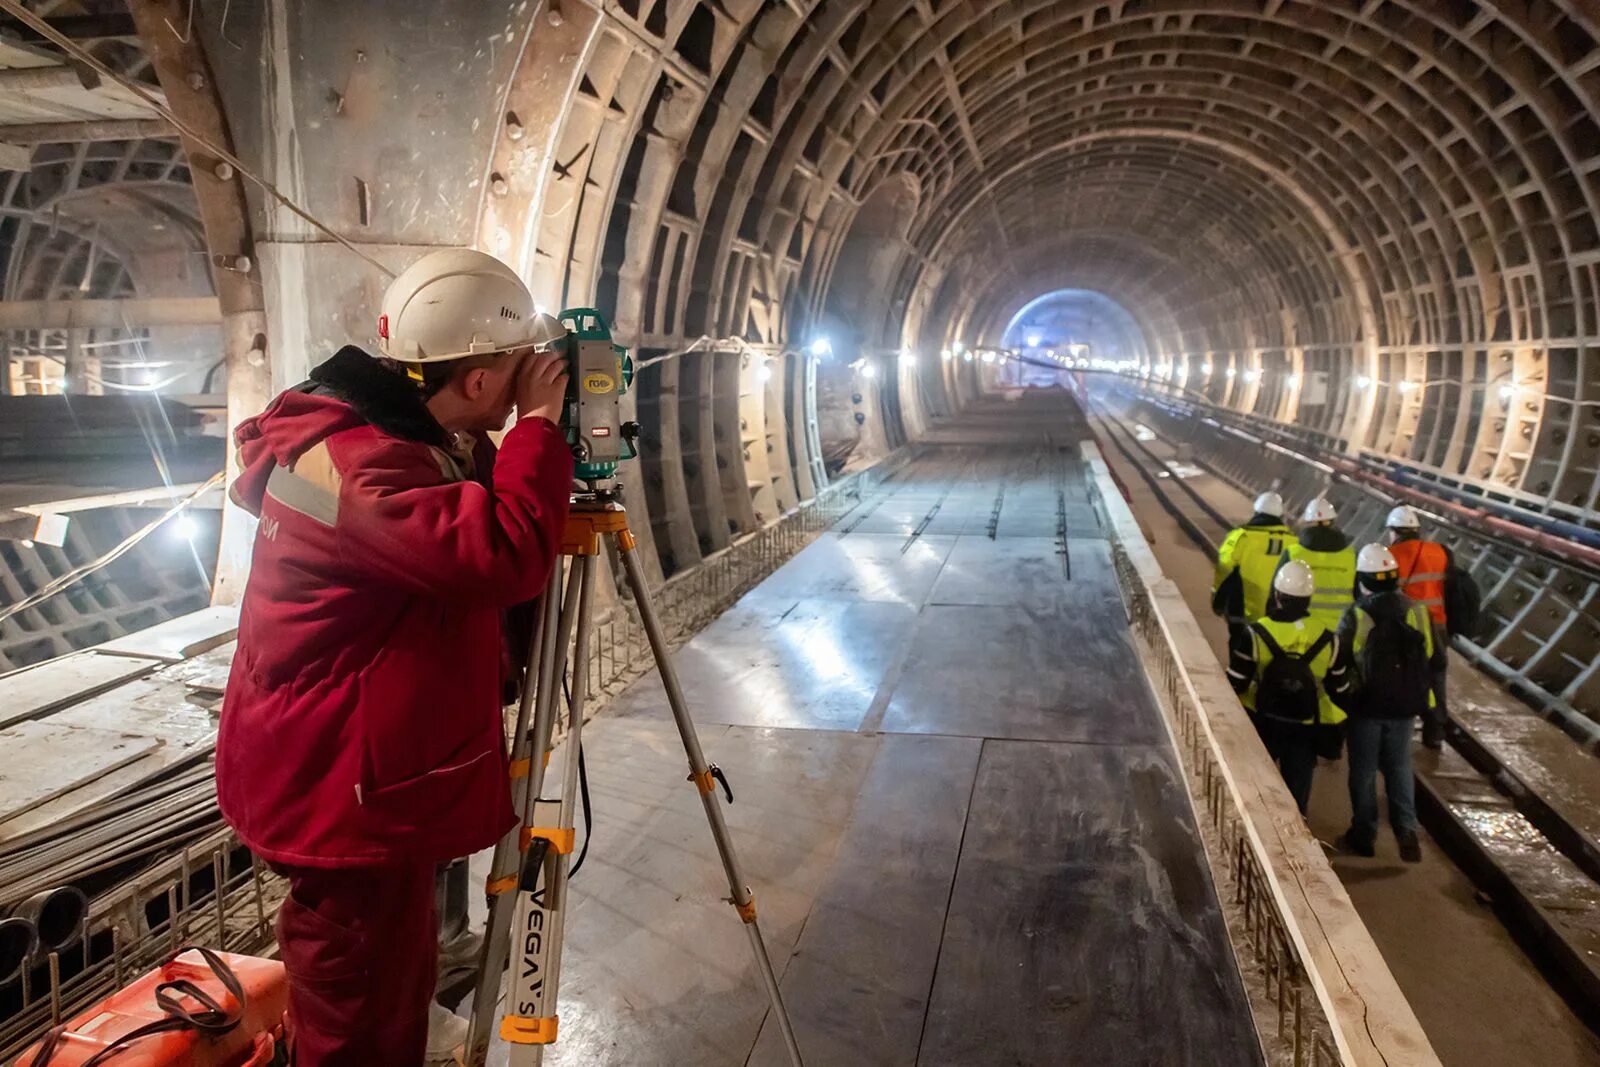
[[1213, 492, 1466, 862]]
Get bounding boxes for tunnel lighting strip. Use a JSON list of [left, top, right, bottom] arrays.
[[0, 0, 398, 280]]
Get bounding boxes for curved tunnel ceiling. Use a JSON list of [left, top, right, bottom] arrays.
[[451, 0, 1600, 516], [8, 0, 1581, 524]]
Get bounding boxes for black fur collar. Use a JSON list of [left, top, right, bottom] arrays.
[[304, 346, 449, 448]]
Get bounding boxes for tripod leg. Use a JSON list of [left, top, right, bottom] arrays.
[[501, 552, 598, 1064], [465, 561, 570, 1065], [616, 539, 805, 1067]]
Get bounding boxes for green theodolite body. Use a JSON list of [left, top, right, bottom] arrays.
[[558, 307, 636, 483]]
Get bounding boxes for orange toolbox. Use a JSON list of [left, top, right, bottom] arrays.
[[13, 949, 288, 1067]]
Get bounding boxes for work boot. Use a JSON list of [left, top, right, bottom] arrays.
[[1397, 832, 1422, 864], [425, 1000, 469, 1065], [1336, 832, 1375, 858]]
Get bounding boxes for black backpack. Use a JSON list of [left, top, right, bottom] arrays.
[[1251, 624, 1332, 723], [1359, 599, 1432, 717], [1444, 565, 1483, 639]]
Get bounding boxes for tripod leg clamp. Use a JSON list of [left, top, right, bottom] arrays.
[[501, 1014, 559, 1045], [485, 874, 517, 896], [733, 890, 758, 924], [508, 757, 531, 780], [521, 826, 576, 854]]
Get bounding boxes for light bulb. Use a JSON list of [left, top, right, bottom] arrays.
[[980, 351, 996, 364], [860, 363, 878, 379], [809, 337, 832, 357], [1225, 367, 1237, 379], [900, 350, 917, 368], [1026, 334, 1042, 347], [1398, 380, 1416, 394], [1498, 383, 1518, 401], [1355, 375, 1373, 389], [757, 363, 773, 382], [1243, 369, 1260, 383], [1286, 374, 1301, 388], [173, 514, 200, 542]]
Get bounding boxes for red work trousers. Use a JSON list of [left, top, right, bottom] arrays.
[[274, 863, 437, 1066]]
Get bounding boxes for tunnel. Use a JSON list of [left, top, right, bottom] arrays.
[[3, 2, 1600, 1065]]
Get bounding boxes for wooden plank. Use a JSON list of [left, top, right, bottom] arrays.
[[95, 604, 239, 662], [0, 676, 217, 841], [921, 740, 1262, 1066], [1082, 440, 1442, 1066], [169, 643, 235, 698], [0, 720, 160, 822], [0, 650, 160, 729]]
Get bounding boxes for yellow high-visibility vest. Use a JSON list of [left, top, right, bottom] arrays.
[[1214, 523, 1292, 621], [1284, 541, 1357, 629], [1244, 615, 1345, 725]]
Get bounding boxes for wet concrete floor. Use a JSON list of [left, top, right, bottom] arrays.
[[477, 397, 1262, 1065]]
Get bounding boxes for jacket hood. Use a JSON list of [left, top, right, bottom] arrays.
[[1247, 512, 1287, 528], [1298, 524, 1350, 552], [229, 346, 448, 515]]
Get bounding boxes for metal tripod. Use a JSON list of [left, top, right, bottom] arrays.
[[463, 490, 804, 1067]]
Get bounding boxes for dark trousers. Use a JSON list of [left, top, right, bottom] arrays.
[[1257, 716, 1319, 815], [1422, 625, 1449, 746], [275, 863, 437, 1066], [1346, 718, 1418, 847]]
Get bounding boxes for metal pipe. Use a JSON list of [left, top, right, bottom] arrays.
[[12, 887, 87, 956], [0, 65, 94, 90], [0, 296, 221, 329], [0, 916, 37, 984], [0, 118, 176, 143]]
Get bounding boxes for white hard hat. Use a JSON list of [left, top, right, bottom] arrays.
[[377, 248, 562, 363], [1386, 505, 1421, 529], [1301, 497, 1338, 524], [1356, 543, 1399, 575], [1273, 560, 1316, 598], [1253, 491, 1285, 516]]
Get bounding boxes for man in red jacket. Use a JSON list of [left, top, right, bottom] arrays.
[[218, 249, 573, 1065]]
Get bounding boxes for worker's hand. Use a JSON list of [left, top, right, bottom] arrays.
[[516, 351, 568, 425]]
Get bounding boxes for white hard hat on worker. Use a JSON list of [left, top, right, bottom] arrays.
[[1301, 497, 1337, 525], [1272, 560, 1316, 598], [378, 248, 567, 365], [1253, 491, 1285, 516], [1356, 543, 1400, 577], [1385, 505, 1421, 530]]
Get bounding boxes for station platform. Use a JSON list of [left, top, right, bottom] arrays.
[[470, 396, 1265, 1065]]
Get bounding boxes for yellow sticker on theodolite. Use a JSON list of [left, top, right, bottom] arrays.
[[583, 372, 615, 393]]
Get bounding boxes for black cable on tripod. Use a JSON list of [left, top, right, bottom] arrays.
[[561, 676, 594, 880]]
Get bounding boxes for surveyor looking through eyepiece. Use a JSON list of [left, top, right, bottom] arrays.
[[217, 247, 574, 1066]]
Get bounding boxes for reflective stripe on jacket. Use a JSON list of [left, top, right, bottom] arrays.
[[1283, 541, 1357, 629], [1238, 615, 1345, 725], [1214, 523, 1292, 622], [1391, 538, 1449, 626]]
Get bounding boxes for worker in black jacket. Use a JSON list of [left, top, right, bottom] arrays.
[[1327, 544, 1447, 863]]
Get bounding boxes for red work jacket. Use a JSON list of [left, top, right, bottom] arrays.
[[218, 385, 572, 868]]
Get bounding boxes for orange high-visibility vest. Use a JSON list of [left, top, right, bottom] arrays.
[[1391, 538, 1449, 626]]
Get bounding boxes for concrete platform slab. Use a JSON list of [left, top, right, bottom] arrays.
[[880, 603, 1160, 744]]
